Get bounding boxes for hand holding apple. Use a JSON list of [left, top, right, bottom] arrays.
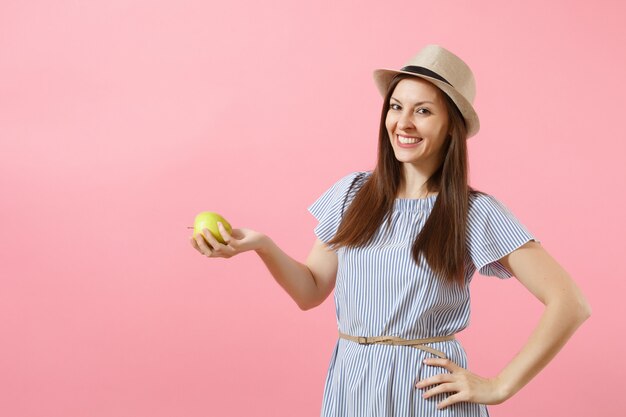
[[189, 214, 267, 259], [192, 211, 232, 244]]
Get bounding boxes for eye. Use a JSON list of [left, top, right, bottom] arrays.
[[417, 108, 431, 115], [389, 103, 401, 110]]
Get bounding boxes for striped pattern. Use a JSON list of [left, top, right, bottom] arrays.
[[308, 171, 539, 417]]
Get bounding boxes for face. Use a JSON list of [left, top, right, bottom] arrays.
[[385, 77, 450, 169]]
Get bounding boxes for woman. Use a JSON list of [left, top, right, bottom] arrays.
[[190, 45, 591, 416]]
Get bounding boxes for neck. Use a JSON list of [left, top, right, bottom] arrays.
[[398, 163, 438, 198]]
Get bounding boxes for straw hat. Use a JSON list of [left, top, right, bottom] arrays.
[[373, 44, 480, 138]]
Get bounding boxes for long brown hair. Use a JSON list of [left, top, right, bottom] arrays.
[[326, 73, 485, 286]]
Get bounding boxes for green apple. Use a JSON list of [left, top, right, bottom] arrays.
[[193, 212, 232, 244]]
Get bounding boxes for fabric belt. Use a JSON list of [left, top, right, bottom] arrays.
[[338, 331, 456, 359]]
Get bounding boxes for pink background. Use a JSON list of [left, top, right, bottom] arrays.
[[1, 0, 624, 416]]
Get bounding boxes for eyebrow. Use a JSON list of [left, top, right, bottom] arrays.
[[390, 97, 435, 106]]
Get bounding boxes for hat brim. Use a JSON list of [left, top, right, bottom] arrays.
[[373, 68, 480, 138]]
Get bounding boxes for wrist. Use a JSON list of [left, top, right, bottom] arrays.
[[493, 374, 516, 403], [254, 234, 272, 255]]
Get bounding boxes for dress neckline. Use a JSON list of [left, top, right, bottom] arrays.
[[395, 194, 439, 200], [393, 194, 438, 211], [357, 171, 438, 210]]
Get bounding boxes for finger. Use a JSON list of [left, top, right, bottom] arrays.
[[202, 227, 221, 249], [416, 373, 455, 389], [421, 382, 458, 399], [194, 233, 213, 256], [423, 357, 459, 372], [437, 392, 466, 410], [190, 236, 210, 256], [202, 228, 229, 253], [217, 222, 233, 244]]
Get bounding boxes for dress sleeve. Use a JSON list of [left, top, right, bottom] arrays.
[[466, 193, 541, 279], [307, 171, 365, 249]]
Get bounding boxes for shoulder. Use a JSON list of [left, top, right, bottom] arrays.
[[342, 169, 373, 182], [468, 190, 508, 216], [307, 170, 372, 227], [309, 170, 372, 206], [466, 190, 534, 239], [468, 189, 497, 205], [350, 170, 373, 187], [328, 170, 372, 191], [466, 190, 527, 230]]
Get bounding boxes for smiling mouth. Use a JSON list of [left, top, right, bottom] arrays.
[[397, 134, 423, 144]]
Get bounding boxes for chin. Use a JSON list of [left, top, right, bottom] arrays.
[[394, 155, 419, 164]]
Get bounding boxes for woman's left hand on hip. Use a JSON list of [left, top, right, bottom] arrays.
[[415, 357, 507, 409]]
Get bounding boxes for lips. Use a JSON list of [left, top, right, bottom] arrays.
[[397, 134, 423, 145]]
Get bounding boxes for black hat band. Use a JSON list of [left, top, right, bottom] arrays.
[[400, 66, 453, 87]]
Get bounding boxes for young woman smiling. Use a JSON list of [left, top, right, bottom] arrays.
[[190, 44, 591, 417]]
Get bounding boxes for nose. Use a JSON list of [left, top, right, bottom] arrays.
[[397, 110, 414, 131]]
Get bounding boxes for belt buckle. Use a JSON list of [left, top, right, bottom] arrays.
[[357, 336, 368, 345]]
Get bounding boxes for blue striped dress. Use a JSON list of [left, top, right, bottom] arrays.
[[307, 170, 540, 417]]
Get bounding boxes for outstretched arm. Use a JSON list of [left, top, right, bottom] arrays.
[[191, 223, 338, 311], [255, 236, 338, 311], [416, 240, 591, 409]]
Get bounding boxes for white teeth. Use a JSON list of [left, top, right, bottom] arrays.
[[398, 135, 422, 144]]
